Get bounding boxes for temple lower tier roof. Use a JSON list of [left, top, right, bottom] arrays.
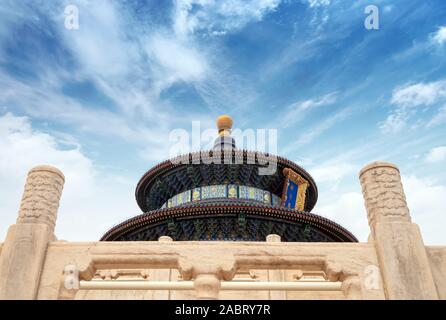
[[101, 199, 357, 242]]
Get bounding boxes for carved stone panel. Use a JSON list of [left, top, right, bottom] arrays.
[[359, 161, 410, 227], [17, 165, 65, 230]]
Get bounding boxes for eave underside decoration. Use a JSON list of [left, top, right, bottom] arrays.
[[101, 199, 357, 242], [135, 150, 318, 212], [117, 216, 334, 242]]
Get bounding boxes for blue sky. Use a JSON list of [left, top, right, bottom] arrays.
[[0, 0, 445, 243]]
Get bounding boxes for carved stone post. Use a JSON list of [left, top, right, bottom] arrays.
[[152, 236, 173, 299], [0, 165, 64, 299], [266, 234, 286, 300], [179, 253, 237, 300], [194, 273, 222, 300], [359, 161, 438, 299]]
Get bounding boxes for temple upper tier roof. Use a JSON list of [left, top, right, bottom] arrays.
[[135, 150, 318, 213]]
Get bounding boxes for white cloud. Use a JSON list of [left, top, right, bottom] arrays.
[[428, 104, 446, 127], [383, 5, 393, 13], [314, 192, 369, 242], [52, 0, 254, 116], [310, 162, 356, 191], [59, 0, 138, 78], [278, 92, 337, 129], [314, 175, 446, 245], [172, 0, 281, 37], [146, 33, 209, 90], [379, 109, 410, 133], [426, 146, 446, 163], [402, 175, 446, 244], [298, 92, 337, 110], [307, 159, 367, 241], [431, 26, 446, 45], [294, 107, 350, 145], [0, 113, 139, 241], [391, 81, 446, 108], [305, 0, 331, 7], [381, 80, 446, 132], [0, 73, 170, 155], [0, 0, 260, 168], [281, 106, 351, 157]]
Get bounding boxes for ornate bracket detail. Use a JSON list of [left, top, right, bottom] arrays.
[[178, 253, 237, 300], [281, 168, 308, 211], [324, 260, 363, 299]]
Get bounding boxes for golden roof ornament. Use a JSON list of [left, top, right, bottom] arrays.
[[216, 114, 233, 136]]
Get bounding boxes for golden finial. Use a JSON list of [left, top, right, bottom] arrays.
[[216, 115, 233, 136]]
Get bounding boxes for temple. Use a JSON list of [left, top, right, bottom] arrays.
[[0, 115, 445, 300], [101, 115, 357, 243]]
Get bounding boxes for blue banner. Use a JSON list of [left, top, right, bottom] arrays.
[[284, 179, 299, 209]]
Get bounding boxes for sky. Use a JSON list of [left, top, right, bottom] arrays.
[[0, 0, 445, 243]]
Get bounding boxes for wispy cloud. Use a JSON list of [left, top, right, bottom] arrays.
[[403, 175, 446, 244], [305, 0, 331, 7], [0, 0, 446, 244], [294, 92, 337, 111], [146, 32, 209, 91], [296, 107, 350, 145], [310, 162, 356, 191], [428, 105, 446, 127], [172, 0, 281, 38], [431, 25, 446, 45], [280, 106, 351, 157], [426, 146, 446, 163], [391, 80, 446, 107], [315, 191, 368, 241], [277, 92, 337, 128], [380, 80, 446, 132], [0, 112, 139, 240]]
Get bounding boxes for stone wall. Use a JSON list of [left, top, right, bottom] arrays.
[[426, 246, 446, 299], [0, 162, 445, 300]]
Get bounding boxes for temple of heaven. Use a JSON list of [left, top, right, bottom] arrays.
[[101, 115, 357, 242]]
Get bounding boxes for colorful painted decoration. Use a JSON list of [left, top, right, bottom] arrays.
[[248, 187, 255, 200], [281, 168, 309, 211], [272, 194, 281, 206], [177, 190, 191, 206], [227, 184, 238, 198], [184, 190, 191, 203], [284, 180, 298, 209], [162, 184, 284, 209], [263, 191, 271, 204], [210, 185, 227, 198], [239, 185, 249, 199], [177, 193, 184, 205], [192, 188, 201, 202], [254, 188, 264, 202]]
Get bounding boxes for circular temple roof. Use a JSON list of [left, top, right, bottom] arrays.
[[135, 149, 319, 213], [101, 199, 357, 242], [102, 115, 357, 243]]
